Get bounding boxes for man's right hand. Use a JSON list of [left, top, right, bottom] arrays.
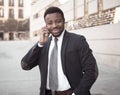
[[38, 26, 50, 45]]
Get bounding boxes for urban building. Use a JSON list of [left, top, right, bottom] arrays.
[[30, 0, 120, 69], [30, 0, 120, 39], [0, 0, 29, 40]]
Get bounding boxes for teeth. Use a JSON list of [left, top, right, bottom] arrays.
[[53, 30, 58, 32]]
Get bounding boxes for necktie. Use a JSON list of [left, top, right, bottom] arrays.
[[49, 38, 58, 92]]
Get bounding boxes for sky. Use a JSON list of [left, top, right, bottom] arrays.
[[24, 0, 31, 18]]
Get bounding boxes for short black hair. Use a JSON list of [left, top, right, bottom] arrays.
[[44, 6, 65, 20]]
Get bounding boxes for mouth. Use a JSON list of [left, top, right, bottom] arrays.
[[51, 28, 61, 36], [52, 28, 59, 33]]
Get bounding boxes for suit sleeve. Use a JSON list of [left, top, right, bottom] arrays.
[[74, 36, 98, 95], [21, 43, 42, 70]]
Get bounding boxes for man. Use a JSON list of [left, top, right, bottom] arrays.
[[21, 6, 98, 95]]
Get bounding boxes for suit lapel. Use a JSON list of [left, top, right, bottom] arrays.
[[43, 36, 52, 86], [45, 36, 52, 58], [45, 36, 52, 68], [61, 31, 69, 75]]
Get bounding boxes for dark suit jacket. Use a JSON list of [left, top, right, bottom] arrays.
[[21, 30, 98, 95]]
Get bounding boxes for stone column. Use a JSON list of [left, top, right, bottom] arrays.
[[98, 0, 103, 16], [84, 0, 89, 19], [73, 0, 76, 21]]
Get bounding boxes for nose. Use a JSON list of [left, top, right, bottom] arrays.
[[52, 22, 57, 28]]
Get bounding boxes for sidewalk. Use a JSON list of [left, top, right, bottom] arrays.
[[91, 63, 120, 95], [0, 41, 120, 95]]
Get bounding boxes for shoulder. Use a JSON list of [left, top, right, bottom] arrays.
[[65, 30, 89, 48]]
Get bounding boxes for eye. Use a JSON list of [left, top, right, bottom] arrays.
[[56, 20, 61, 23], [47, 22, 52, 25]]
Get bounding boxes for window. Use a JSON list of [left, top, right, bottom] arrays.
[[0, 20, 3, 30], [0, 20, 3, 26], [18, 0, 23, 7], [0, 0, 4, 5], [9, 0, 14, 6], [0, 8, 4, 17], [9, 9, 14, 18], [18, 9, 23, 18]]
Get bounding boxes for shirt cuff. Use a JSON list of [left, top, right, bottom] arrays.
[[38, 42, 44, 47]]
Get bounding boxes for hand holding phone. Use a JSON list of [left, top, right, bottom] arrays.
[[39, 26, 50, 45]]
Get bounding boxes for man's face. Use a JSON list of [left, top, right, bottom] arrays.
[[45, 13, 65, 37]]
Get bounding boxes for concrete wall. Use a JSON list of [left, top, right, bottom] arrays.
[[103, 0, 120, 10], [88, 0, 98, 14], [70, 23, 120, 69]]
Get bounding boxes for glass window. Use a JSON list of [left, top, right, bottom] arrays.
[[9, 9, 14, 18], [19, 0, 23, 7], [9, 0, 14, 6], [0, 0, 4, 5], [18, 9, 23, 18]]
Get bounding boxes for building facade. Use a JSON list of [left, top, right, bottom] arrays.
[[30, 0, 120, 39], [0, 0, 28, 40]]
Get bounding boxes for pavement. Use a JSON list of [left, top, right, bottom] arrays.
[[0, 40, 120, 95]]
